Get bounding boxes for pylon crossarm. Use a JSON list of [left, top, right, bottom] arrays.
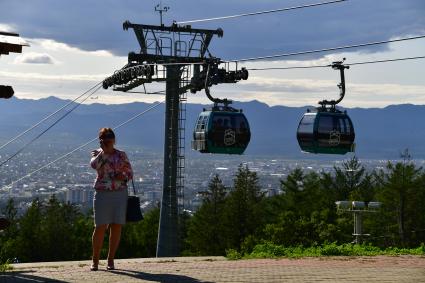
[[127, 53, 218, 64], [123, 21, 222, 61], [123, 21, 223, 39]]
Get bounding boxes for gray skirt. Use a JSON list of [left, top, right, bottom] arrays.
[[93, 189, 128, 226]]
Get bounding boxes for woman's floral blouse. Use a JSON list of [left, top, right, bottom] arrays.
[[90, 149, 133, 191]]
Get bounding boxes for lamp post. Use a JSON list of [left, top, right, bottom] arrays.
[[335, 200, 381, 244]]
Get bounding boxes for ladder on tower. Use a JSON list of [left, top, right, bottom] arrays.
[[177, 66, 189, 214]]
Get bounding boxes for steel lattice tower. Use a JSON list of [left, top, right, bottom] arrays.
[[102, 21, 248, 257]]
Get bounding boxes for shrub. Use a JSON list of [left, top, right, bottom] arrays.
[[228, 243, 425, 260], [225, 249, 242, 260], [0, 260, 13, 272]]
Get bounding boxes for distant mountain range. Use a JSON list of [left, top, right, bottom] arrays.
[[0, 96, 424, 159]]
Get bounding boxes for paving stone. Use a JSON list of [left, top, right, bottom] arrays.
[[0, 255, 423, 282]]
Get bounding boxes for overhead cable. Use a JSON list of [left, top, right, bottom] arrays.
[[176, 0, 347, 24], [347, 55, 425, 66], [2, 100, 164, 191], [246, 55, 425, 71], [231, 35, 425, 62], [0, 85, 103, 168], [0, 82, 102, 151]]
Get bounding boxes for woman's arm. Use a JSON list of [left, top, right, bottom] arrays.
[[120, 152, 133, 180], [90, 149, 105, 169]]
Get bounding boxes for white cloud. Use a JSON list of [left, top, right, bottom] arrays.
[[0, 33, 424, 107], [36, 39, 114, 57], [245, 77, 334, 93], [14, 52, 56, 64], [282, 55, 339, 67], [0, 70, 108, 82], [0, 23, 16, 33]]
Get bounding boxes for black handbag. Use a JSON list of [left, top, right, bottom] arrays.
[[126, 179, 143, 223]]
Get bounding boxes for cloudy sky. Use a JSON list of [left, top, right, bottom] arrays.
[[0, 0, 424, 107]]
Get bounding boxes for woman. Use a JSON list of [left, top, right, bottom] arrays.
[[90, 128, 133, 271]]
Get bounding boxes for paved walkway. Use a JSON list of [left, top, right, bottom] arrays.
[[2, 255, 425, 282]]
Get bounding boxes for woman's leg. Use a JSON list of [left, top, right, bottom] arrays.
[[92, 224, 107, 266], [107, 223, 122, 265]]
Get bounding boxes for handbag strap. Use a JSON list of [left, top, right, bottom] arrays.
[[130, 178, 137, 195]]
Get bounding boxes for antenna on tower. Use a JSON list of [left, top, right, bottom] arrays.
[[155, 1, 170, 26]]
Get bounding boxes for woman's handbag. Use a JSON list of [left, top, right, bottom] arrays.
[[126, 179, 143, 222]]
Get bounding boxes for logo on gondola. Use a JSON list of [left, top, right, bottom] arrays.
[[224, 129, 236, 146], [329, 130, 341, 146]]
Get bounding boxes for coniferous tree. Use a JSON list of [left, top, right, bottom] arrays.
[[376, 156, 422, 246], [118, 207, 160, 258], [411, 171, 425, 245], [0, 199, 18, 263], [264, 168, 349, 246], [41, 195, 80, 260], [15, 198, 44, 262], [71, 212, 93, 260], [1, 199, 18, 238], [333, 156, 367, 201], [186, 174, 227, 255], [222, 165, 264, 252]]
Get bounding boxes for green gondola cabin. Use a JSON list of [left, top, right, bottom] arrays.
[[192, 107, 251, 155], [297, 109, 355, 155]]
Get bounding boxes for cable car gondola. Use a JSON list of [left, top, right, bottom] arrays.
[[192, 65, 251, 154], [296, 60, 355, 155], [297, 109, 355, 154], [192, 105, 251, 154]]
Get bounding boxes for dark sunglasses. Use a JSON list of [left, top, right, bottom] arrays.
[[100, 133, 115, 140]]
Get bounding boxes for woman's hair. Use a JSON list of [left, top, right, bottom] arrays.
[[99, 127, 115, 140]]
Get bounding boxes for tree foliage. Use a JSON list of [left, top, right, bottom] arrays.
[[2, 156, 425, 262], [0, 197, 160, 263], [186, 175, 227, 255], [185, 157, 425, 255]]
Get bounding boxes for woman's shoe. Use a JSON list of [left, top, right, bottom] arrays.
[[106, 260, 115, 270], [90, 264, 98, 271]]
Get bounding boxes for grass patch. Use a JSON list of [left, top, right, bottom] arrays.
[[0, 260, 13, 272], [225, 242, 425, 259]]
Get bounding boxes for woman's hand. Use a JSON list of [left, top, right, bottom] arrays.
[[91, 149, 101, 157]]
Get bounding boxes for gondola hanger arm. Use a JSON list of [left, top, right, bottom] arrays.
[[204, 64, 232, 107], [319, 58, 349, 108]]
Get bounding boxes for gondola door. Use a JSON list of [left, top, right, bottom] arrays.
[[316, 113, 355, 154]]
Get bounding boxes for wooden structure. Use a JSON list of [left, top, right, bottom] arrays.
[[0, 31, 28, 99]]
